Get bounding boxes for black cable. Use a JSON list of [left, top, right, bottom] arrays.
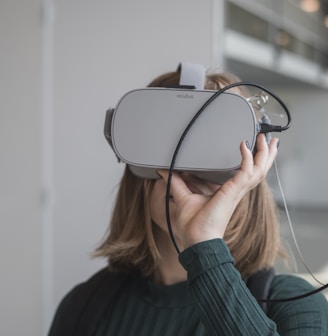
[[257, 283, 328, 303], [164, 81, 328, 302], [258, 165, 328, 303]]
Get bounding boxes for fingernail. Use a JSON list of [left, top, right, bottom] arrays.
[[245, 140, 251, 150], [276, 140, 280, 148]]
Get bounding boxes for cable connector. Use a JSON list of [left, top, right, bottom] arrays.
[[260, 123, 283, 133]]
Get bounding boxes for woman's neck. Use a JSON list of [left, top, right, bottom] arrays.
[[153, 230, 187, 285]]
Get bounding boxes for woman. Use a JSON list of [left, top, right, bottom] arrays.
[[49, 67, 328, 335]]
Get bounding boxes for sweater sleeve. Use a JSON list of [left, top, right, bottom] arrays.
[[179, 239, 328, 335], [180, 239, 297, 335]]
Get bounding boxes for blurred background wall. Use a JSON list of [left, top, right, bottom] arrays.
[[1, 0, 327, 335]]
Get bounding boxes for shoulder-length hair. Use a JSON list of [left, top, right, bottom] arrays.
[[94, 69, 286, 278]]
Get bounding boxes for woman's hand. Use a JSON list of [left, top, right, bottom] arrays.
[[158, 134, 279, 250]]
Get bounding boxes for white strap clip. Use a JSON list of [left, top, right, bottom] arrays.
[[179, 62, 206, 90]]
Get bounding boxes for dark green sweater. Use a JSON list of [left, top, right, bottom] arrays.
[[50, 239, 328, 335], [97, 239, 328, 335]]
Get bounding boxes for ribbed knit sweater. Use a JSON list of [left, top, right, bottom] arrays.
[[96, 239, 328, 335], [50, 239, 328, 335]]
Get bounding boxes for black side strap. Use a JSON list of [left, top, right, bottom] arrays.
[[246, 267, 275, 314], [48, 268, 129, 336]]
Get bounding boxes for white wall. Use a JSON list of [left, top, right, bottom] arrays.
[[0, 1, 43, 335]]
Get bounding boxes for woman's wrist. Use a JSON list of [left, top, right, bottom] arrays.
[[179, 238, 234, 278]]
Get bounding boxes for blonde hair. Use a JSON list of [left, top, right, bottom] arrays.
[[95, 68, 286, 278]]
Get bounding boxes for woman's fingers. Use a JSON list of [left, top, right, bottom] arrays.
[[228, 135, 279, 195], [254, 134, 278, 170], [239, 139, 255, 173], [157, 170, 191, 202], [245, 135, 278, 171]]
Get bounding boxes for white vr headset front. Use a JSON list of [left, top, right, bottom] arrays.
[[104, 63, 288, 184]]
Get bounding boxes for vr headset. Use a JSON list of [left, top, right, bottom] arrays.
[[104, 63, 291, 184]]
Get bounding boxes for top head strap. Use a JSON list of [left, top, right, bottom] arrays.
[[178, 62, 206, 90]]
